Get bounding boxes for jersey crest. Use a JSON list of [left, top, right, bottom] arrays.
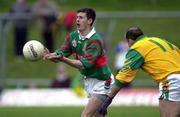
[[72, 39, 77, 47]]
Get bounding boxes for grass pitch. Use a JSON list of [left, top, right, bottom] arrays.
[[0, 106, 159, 117]]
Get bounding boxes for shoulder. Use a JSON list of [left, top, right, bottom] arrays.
[[131, 37, 156, 49], [89, 33, 103, 43], [65, 31, 78, 40], [130, 37, 153, 56], [93, 33, 102, 39], [69, 31, 78, 36]]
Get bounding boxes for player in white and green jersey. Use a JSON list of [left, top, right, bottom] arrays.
[[99, 27, 180, 117], [44, 8, 114, 117]]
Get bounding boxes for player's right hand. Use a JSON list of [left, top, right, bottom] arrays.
[[43, 48, 63, 62]]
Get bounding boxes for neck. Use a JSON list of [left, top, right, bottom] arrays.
[[79, 27, 92, 36]]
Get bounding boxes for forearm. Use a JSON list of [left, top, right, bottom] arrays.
[[109, 84, 121, 98], [99, 84, 121, 116], [61, 57, 85, 70]]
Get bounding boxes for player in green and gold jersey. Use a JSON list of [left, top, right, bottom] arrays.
[[44, 8, 114, 117], [99, 27, 180, 117]]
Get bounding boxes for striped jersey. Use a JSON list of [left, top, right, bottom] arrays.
[[115, 35, 180, 86], [55, 29, 112, 80]]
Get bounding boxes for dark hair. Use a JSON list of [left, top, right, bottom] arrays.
[[125, 27, 143, 40], [77, 8, 96, 26]]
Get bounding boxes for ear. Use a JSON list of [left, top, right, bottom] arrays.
[[127, 39, 135, 47], [87, 18, 93, 25]]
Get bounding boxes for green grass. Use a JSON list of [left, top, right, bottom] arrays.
[[0, 106, 160, 117]]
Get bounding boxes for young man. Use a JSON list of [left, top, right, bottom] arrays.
[[99, 27, 180, 117], [44, 8, 114, 117]]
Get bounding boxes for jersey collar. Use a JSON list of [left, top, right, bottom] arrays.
[[135, 35, 147, 42], [78, 27, 96, 40]]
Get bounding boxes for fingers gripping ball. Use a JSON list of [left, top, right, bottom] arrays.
[[23, 40, 44, 61]]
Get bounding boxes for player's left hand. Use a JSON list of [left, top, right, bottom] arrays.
[[99, 96, 113, 116]]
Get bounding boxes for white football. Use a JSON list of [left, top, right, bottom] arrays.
[[23, 40, 44, 61]]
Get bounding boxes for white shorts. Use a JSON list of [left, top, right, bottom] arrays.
[[82, 74, 114, 98], [159, 73, 180, 102]]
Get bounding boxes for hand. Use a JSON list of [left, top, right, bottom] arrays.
[[99, 97, 113, 116], [43, 48, 50, 60], [43, 48, 63, 62]]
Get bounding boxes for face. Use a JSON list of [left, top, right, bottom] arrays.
[[76, 12, 92, 32]]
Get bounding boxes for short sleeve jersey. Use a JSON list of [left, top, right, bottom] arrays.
[[115, 35, 180, 86], [55, 31, 112, 80]]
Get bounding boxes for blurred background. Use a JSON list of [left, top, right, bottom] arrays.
[[0, 0, 180, 117]]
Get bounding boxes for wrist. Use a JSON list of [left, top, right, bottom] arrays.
[[54, 49, 63, 56], [107, 96, 114, 100]]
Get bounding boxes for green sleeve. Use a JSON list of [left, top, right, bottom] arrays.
[[121, 49, 144, 71], [114, 79, 126, 88], [54, 34, 72, 57], [115, 49, 144, 87]]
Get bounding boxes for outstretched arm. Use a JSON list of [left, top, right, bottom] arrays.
[[60, 56, 85, 70], [108, 84, 121, 98], [43, 48, 84, 70], [99, 84, 121, 116]]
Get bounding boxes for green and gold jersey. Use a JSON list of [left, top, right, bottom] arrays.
[[115, 35, 180, 87], [55, 30, 112, 80]]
